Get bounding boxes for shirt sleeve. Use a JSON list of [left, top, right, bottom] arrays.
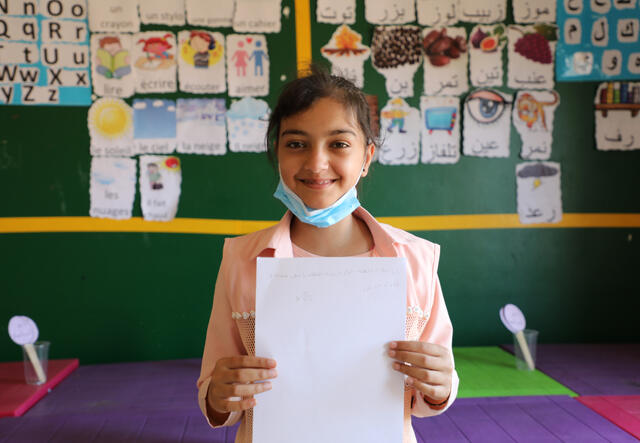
[[197, 238, 247, 428], [411, 274, 459, 417]]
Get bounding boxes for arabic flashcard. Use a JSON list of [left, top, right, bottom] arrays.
[[458, 0, 506, 24], [594, 82, 640, 151], [416, 0, 459, 27], [226, 34, 270, 97], [513, 90, 560, 160], [88, 0, 139, 33], [133, 99, 177, 155], [462, 88, 513, 158], [422, 27, 469, 96], [139, 155, 182, 222], [420, 96, 460, 164], [138, 0, 186, 26], [227, 97, 270, 153], [513, 0, 556, 24], [88, 98, 135, 157], [317, 0, 356, 24], [469, 25, 506, 87], [90, 33, 134, 98], [186, 0, 234, 28], [321, 25, 370, 88], [89, 157, 136, 220], [365, 0, 416, 25], [516, 162, 563, 224], [508, 25, 557, 90], [177, 98, 227, 155], [177, 30, 226, 94], [378, 98, 421, 165], [233, 0, 282, 33], [371, 26, 423, 98], [132, 32, 177, 93]]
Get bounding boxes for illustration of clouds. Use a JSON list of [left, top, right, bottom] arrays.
[[167, 106, 176, 112], [134, 101, 147, 109], [153, 100, 165, 108], [517, 163, 558, 178], [227, 97, 270, 120]]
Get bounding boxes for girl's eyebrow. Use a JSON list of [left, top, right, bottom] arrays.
[[280, 128, 357, 137]]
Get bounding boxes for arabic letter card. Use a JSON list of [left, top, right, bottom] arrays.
[[186, 0, 234, 27], [91, 33, 135, 98], [88, 98, 135, 157], [364, 0, 416, 25], [417, 0, 459, 27], [233, 0, 282, 33], [226, 34, 270, 97], [132, 32, 177, 93], [458, 0, 506, 24], [378, 98, 421, 165], [371, 26, 423, 98], [513, 90, 560, 160], [316, 0, 356, 24], [139, 155, 182, 222], [513, 0, 556, 24], [177, 30, 226, 94], [138, 0, 186, 26], [469, 25, 506, 87], [177, 98, 227, 155], [133, 99, 177, 155], [422, 27, 469, 96], [90, 157, 136, 220], [516, 162, 562, 224], [420, 96, 460, 164], [321, 25, 370, 88], [594, 81, 640, 151], [507, 25, 557, 90], [88, 0, 140, 33], [227, 97, 271, 152], [462, 88, 513, 158]]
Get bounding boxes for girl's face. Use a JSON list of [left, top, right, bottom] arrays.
[[277, 97, 374, 210]]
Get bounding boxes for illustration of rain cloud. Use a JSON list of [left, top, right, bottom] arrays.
[[516, 162, 562, 224], [371, 26, 423, 98], [226, 97, 271, 153], [321, 25, 370, 88]]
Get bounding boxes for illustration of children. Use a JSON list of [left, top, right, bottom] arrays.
[[231, 42, 250, 76], [136, 34, 175, 70], [188, 31, 216, 68], [249, 40, 268, 76], [147, 163, 163, 190], [95, 36, 131, 79], [383, 98, 409, 133]]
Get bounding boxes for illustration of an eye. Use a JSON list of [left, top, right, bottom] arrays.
[[466, 90, 509, 124]]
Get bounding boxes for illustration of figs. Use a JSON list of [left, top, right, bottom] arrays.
[[471, 29, 488, 48], [480, 36, 498, 52]]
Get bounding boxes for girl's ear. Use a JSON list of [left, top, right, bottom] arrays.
[[361, 142, 375, 177]]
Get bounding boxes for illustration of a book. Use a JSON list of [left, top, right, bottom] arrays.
[[96, 49, 132, 79]]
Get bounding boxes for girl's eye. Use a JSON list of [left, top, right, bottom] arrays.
[[331, 141, 350, 149], [285, 140, 305, 149]]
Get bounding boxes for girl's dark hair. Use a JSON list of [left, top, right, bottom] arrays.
[[266, 64, 378, 165]]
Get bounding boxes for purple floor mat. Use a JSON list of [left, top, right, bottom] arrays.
[[500, 344, 640, 396]]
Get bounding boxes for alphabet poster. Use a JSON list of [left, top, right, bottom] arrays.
[[463, 88, 512, 157], [316, 0, 356, 24], [416, 0, 459, 27], [177, 30, 226, 94], [516, 162, 563, 224], [378, 98, 421, 165], [557, 0, 640, 81], [371, 26, 422, 98], [226, 34, 269, 97], [186, 0, 234, 28], [0, 0, 91, 105], [513, 90, 560, 160], [177, 98, 227, 155], [321, 25, 370, 88], [90, 157, 136, 220], [90, 33, 134, 98], [594, 81, 640, 151], [420, 96, 460, 164], [132, 32, 177, 94], [139, 155, 182, 222]]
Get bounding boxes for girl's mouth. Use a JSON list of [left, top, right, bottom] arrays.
[[298, 178, 337, 189]]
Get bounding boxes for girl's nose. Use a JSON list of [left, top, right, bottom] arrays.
[[304, 146, 329, 173]]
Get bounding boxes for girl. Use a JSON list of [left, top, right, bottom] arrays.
[[197, 66, 459, 443]]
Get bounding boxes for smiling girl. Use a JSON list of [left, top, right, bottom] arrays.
[[197, 66, 459, 443]]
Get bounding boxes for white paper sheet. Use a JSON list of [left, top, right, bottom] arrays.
[[516, 162, 562, 224], [177, 30, 226, 94], [139, 155, 182, 221], [316, 0, 356, 24], [378, 98, 421, 165], [420, 96, 460, 164], [254, 257, 407, 443], [227, 97, 270, 152], [371, 26, 422, 98], [364, 0, 416, 25], [233, 0, 282, 33], [88, 0, 140, 33], [507, 25, 556, 90], [416, 0, 459, 27], [226, 34, 270, 97], [177, 98, 227, 155], [462, 88, 512, 157], [138, 0, 185, 25], [132, 32, 177, 93], [513, 90, 560, 160], [422, 27, 469, 96], [133, 99, 177, 155], [185, 0, 234, 27], [91, 33, 135, 98], [89, 157, 136, 219], [512, 0, 556, 24], [469, 25, 506, 87], [594, 82, 640, 151], [321, 25, 370, 88], [458, 0, 506, 24], [88, 97, 135, 157]]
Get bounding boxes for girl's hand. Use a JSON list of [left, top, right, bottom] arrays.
[[208, 356, 277, 415], [388, 341, 453, 406]]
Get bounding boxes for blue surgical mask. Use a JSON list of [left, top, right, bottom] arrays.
[[273, 171, 363, 228]]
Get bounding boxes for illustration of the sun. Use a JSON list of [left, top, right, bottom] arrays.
[[89, 98, 133, 140]]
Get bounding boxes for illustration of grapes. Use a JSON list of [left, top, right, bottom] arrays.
[[511, 24, 557, 64]]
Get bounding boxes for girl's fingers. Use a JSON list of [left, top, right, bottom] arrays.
[[217, 381, 273, 398], [389, 349, 451, 372], [220, 356, 277, 370], [393, 361, 447, 386], [221, 367, 278, 384], [408, 377, 449, 404], [215, 397, 257, 413], [389, 341, 447, 358]]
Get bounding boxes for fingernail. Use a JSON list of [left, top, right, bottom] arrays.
[[268, 369, 277, 377], [406, 376, 414, 385], [390, 342, 398, 349], [393, 362, 400, 370], [264, 382, 272, 390], [388, 350, 396, 357], [268, 359, 277, 367]]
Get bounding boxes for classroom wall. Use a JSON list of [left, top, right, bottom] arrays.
[[1, 0, 639, 364]]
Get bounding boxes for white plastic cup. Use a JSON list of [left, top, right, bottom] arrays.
[[22, 341, 49, 385], [513, 329, 538, 371]]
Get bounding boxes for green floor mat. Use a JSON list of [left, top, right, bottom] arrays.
[[453, 346, 577, 398]]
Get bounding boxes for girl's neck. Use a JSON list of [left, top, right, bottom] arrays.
[[289, 212, 374, 257]]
